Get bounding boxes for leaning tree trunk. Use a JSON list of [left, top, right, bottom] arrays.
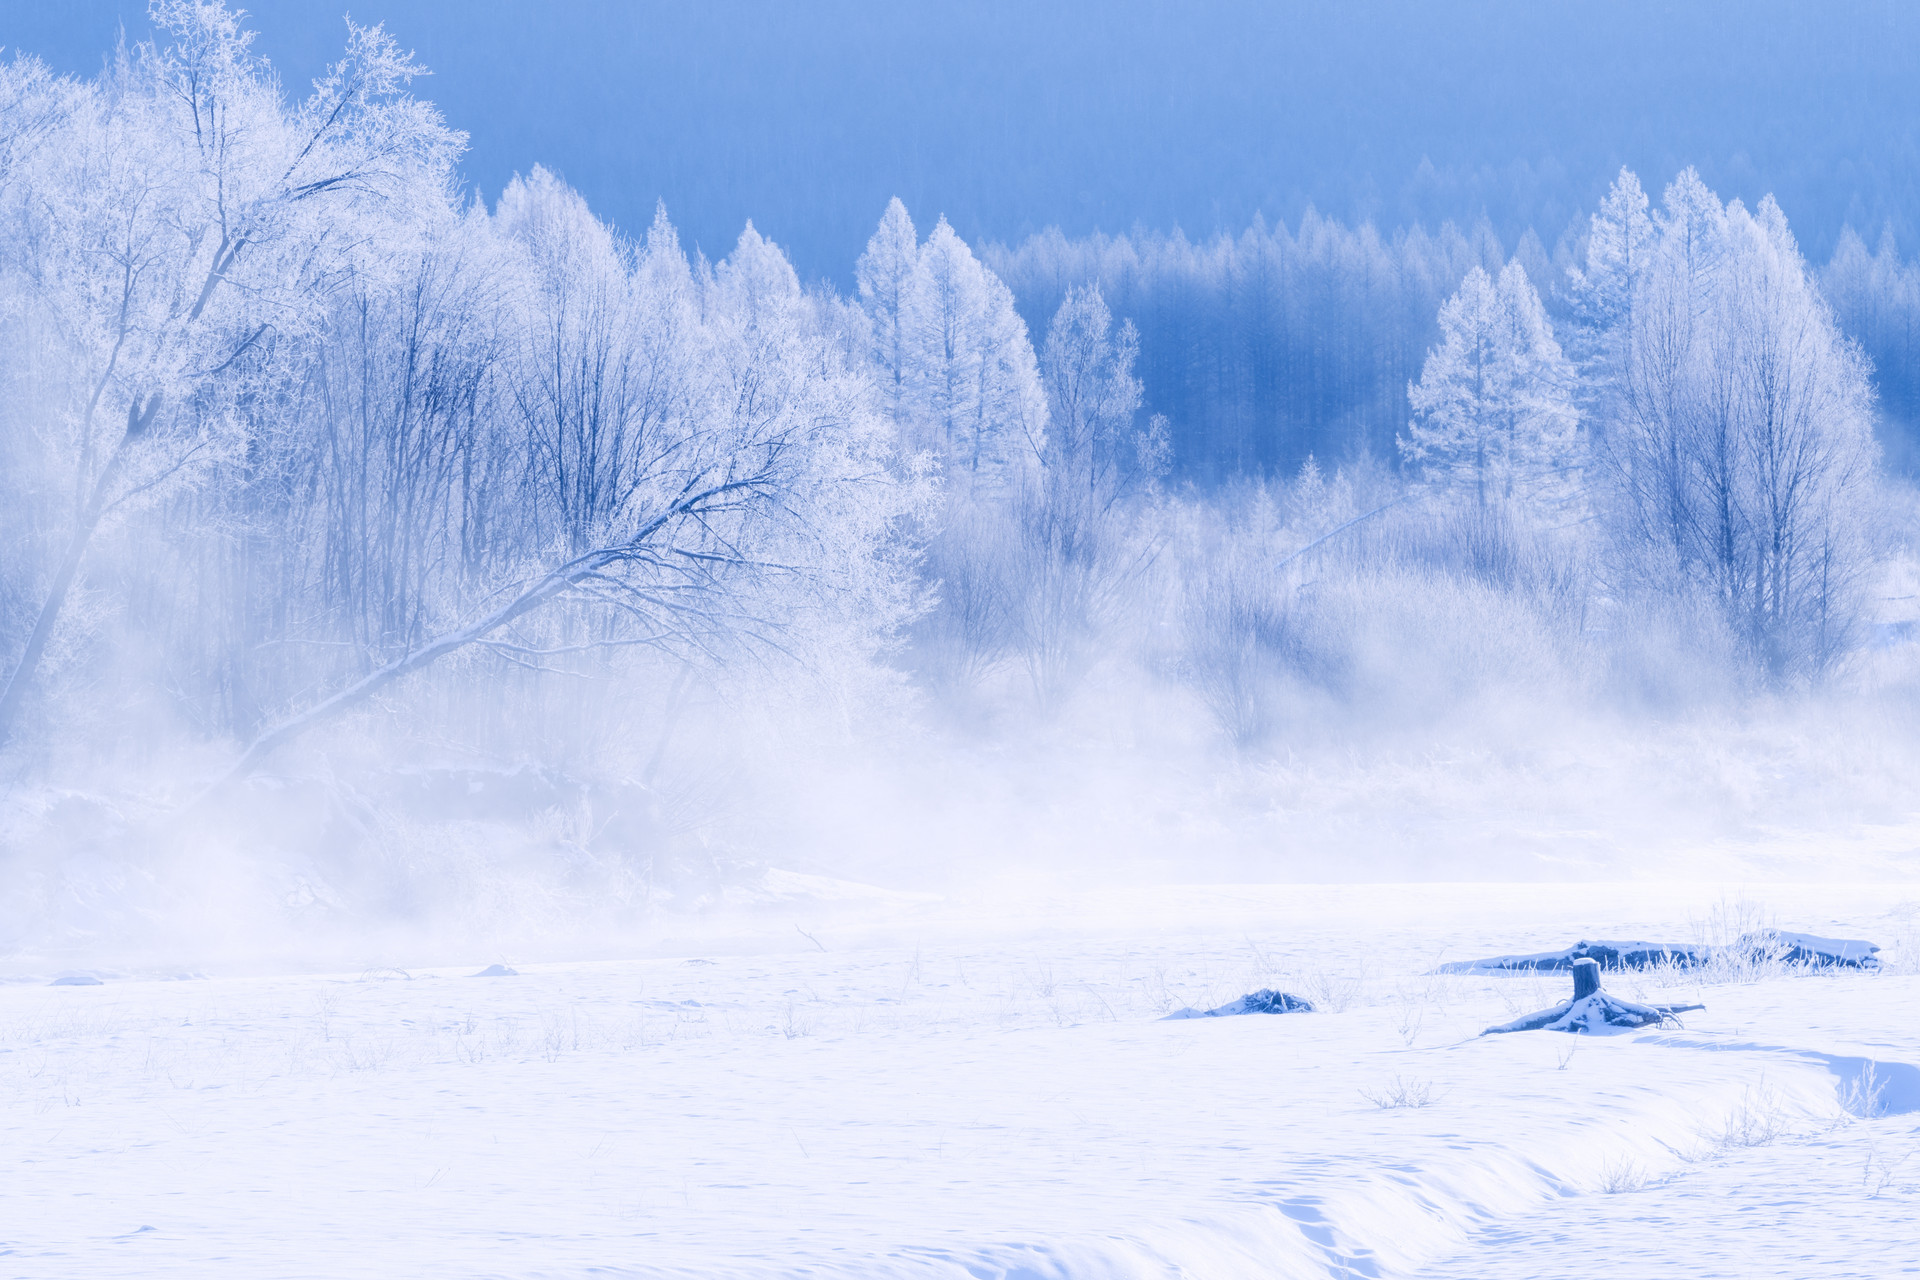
[[185, 470, 773, 806], [0, 394, 161, 749], [0, 239, 252, 752]]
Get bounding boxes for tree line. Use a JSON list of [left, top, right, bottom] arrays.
[[990, 199, 1920, 492], [0, 3, 1905, 796]]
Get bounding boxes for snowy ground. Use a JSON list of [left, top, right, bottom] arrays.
[[4, 881, 1919, 1278]]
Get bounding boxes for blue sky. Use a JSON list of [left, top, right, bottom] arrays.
[[10, 1, 1920, 279]]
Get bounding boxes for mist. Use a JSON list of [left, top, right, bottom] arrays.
[[1, 2, 1918, 970]]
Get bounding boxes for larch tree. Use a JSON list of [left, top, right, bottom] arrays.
[[1401, 260, 1579, 513], [1824, 224, 1920, 470], [1567, 167, 1656, 443], [854, 197, 920, 423], [986, 212, 1497, 480], [899, 215, 1046, 492], [1039, 284, 1161, 517], [852, 201, 1050, 700]]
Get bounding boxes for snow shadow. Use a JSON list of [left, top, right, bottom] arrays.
[[1638, 1034, 1920, 1116]]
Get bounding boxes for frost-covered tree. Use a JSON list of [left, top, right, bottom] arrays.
[[1823, 225, 1920, 473], [1599, 174, 1878, 678], [0, 7, 923, 778], [1401, 261, 1579, 511], [1039, 285, 1160, 512], [852, 201, 1049, 699], [1566, 168, 1656, 440], [219, 201, 916, 780], [303, 207, 505, 677], [987, 211, 1503, 479], [854, 197, 920, 422], [0, 1, 460, 747], [911, 217, 1047, 489], [854, 203, 1045, 493], [1013, 284, 1167, 709]]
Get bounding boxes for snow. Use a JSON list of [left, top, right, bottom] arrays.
[[3, 880, 1917, 1278], [1757, 930, 1884, 966], [1165, 987, 1314, 1018]]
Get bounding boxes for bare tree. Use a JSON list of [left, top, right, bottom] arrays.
[[201, 211, 913, 787], [1603, 175, 1877, 680], [1014, 285, 1167, 710], [0, 2, 459, 746]]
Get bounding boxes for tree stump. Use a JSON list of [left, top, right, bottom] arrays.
[[1483, 957, 1701, 1036]]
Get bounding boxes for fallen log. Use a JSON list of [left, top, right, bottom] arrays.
[[1442, 930, 1879, 975], [1482, 958, 1704, 1036], [1743, 930, 1879, 968]]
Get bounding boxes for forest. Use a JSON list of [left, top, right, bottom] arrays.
[[2, 5, 1917, 940]]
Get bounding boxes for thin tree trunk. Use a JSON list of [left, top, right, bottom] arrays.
[[3, 239, 239, 752], [0, 517, 103, 748], [0, 394, 160, 749], [200, 551, 606, 794]]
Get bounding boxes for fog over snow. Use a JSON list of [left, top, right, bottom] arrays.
[[2, 4, 1920, 1277]]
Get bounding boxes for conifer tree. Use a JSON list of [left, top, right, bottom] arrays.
[[854, 203, 1045, 494], [854, 197, 919, 420], [1566, 168, 1655, 439], [1401, 262, 1579, 511]]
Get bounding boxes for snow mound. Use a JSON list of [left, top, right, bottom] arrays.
[[1165, 989, 1314, 1019], [471, 964, 518, 977]]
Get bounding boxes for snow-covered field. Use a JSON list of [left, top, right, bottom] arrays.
[[5, 881, 1918, 1279]]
